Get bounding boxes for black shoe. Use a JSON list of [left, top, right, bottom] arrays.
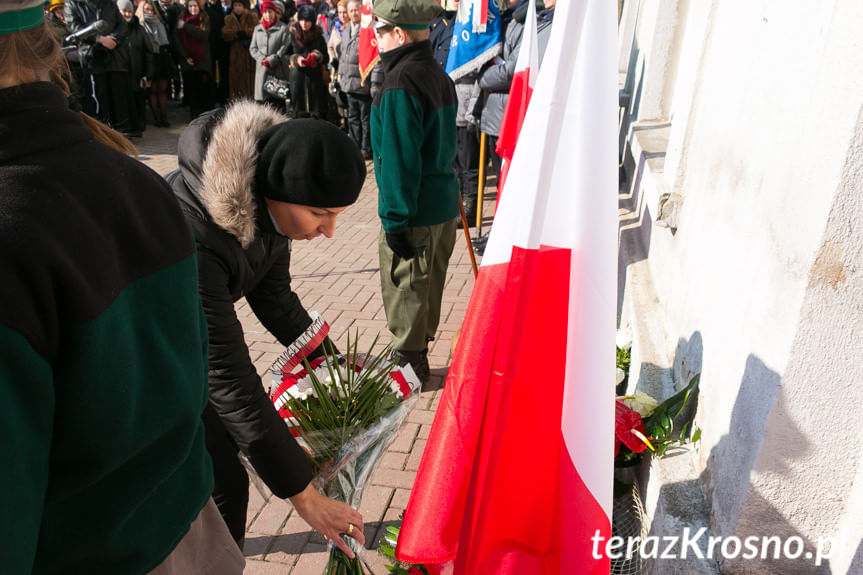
[[471, 233, 489, 256], [462, 198, 477, 228], [391, 349, 430, 384]]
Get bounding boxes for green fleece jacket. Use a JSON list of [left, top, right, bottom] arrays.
[[0, 82, 212, 574], [371, 40, 459, 233]]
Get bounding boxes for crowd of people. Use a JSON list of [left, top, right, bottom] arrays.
[[2, 0, 555, 572]]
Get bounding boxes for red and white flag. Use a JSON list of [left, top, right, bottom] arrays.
[[358, 0, 379, 84], [396, 0, 616, 572], [494, 0, 538, 196]]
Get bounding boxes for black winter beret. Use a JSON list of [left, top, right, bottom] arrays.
[[255, 119, 366, 208]]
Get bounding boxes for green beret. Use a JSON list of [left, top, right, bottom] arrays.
[[372, 0, 440, 30]]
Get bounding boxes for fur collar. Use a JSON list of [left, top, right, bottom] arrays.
[[198, 100, 287, 248]]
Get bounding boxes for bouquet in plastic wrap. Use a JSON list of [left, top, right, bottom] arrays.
[[269, 314, 420, 575]]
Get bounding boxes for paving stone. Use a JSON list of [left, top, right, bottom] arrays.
[[380, 451, 408, 470], [371, 468, 417, 490], [292, 543, 331, 573], [242, 559, 289, 575], [405, 440, 427, 472], [243, 535, 274, 560], [358, 484, 394, 525], [388, 423, 420, 453], [407, 408, 436, 425], [248, 497, 293, 535]]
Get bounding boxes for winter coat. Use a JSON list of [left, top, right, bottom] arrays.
[[174, 13, 212, 72], [337, 22, 369, 95], [249, 20, 292, 100], [222, 10, 259, 99], [165, 102, 315, 499], [428, 9, 455, 70], [64, 0, 129, 74], [121, 16, 156, 92], [477, 13, 523, 136], [287, 23, 328, 70], [0, 81, 212, 574], [371, 41, 459, 233]]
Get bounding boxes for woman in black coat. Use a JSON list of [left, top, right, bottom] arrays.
[[287, 3, 329, 117], [166, 101, 367, 554]]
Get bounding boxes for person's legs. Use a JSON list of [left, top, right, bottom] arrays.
[[424, 218, 457, 342], [456, 126, 480, 225], [346, 93, 363, 149], [92, 72, 112, 124], [358, 94, 372, 157], [203, 406, 249, 546], [379, 225, 442, 381], [107, 71, 132, 134]]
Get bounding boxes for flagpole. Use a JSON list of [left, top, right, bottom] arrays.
[[476, 131, 486, 229], [458, 189, 479, 277]]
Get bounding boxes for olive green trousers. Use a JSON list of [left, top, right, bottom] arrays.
[[378, 219, 457, 352]]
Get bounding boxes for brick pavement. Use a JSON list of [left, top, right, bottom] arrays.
[[135, 104, 490, 574]]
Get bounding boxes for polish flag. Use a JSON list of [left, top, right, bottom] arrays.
[[358, 0, 379, 84], [395, 0, 616, 572], [494, 0, 538, 196]]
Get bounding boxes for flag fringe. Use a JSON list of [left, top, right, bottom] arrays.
[[448, 42, 502, 82]]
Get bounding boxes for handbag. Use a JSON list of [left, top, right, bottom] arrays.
[[263, 73, 291, 99]]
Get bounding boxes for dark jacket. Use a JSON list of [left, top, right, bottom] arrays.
[[428, 9, 455, 70], [337, 21, 381, 95], [0, 81, 212, 574], [64, 0, 129, 74], [119, 16, 156, 92], [174, 12, 212, 72], [477, 11, 523, 136], [371, 41, 459, 233], [166, 102, 315, 499]]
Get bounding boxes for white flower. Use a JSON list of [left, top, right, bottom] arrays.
[[624, 390, 659, 417], [616, 367, 626, 386], [287, 376, 317, 400], [616, 325, 632, 350]]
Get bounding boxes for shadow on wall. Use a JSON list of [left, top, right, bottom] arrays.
[[699, 355, 830, 574], [616, 154, 654, 322]]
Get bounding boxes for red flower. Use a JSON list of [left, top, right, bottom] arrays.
[[615, 400, 649, 454]]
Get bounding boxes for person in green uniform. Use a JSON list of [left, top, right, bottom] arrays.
[[0, 2, 243, 572], [370, 0, 459, 383]]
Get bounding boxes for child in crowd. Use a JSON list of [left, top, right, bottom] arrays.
[[369, 0, 459, 382]]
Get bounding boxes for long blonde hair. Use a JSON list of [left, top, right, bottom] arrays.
[[0, 22, 137, 156]]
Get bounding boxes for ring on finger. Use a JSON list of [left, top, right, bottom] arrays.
[[347, 523, 354, 535]]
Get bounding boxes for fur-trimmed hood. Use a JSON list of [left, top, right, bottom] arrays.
[[172, 101, 288, 248]]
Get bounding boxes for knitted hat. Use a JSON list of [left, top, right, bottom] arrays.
[[296, 3, 316, 22], [232, 0, 250, 7], [0, 0, 43, 34], [273, 0, 285, 14], [117, 0, 134, 12], [255, 119, 365, 208], [259, 0, 276, 11]]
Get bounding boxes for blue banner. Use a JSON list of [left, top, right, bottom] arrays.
[[445, 0, 503, 81]]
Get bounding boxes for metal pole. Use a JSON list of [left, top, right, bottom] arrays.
[[476, 131, 487, 229]]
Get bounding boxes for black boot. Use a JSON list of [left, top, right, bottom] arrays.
[[462, 195, 478, 228], [391, 349, 430, 384]]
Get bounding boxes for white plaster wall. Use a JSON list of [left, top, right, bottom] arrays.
[[633, 0, 863, 562]]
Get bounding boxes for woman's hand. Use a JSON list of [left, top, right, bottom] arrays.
[[186, 57, 195, 66], [289, 483, 364, 558]]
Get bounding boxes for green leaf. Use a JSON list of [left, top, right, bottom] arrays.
[[692, 427, 701, 443]]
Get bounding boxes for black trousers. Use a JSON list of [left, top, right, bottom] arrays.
[[456, 126, 480, 201], [346, 92, 372, 156], [203, 405, 249, 546], [93, 71, 131, 133], [182, 70, 213, 120]]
